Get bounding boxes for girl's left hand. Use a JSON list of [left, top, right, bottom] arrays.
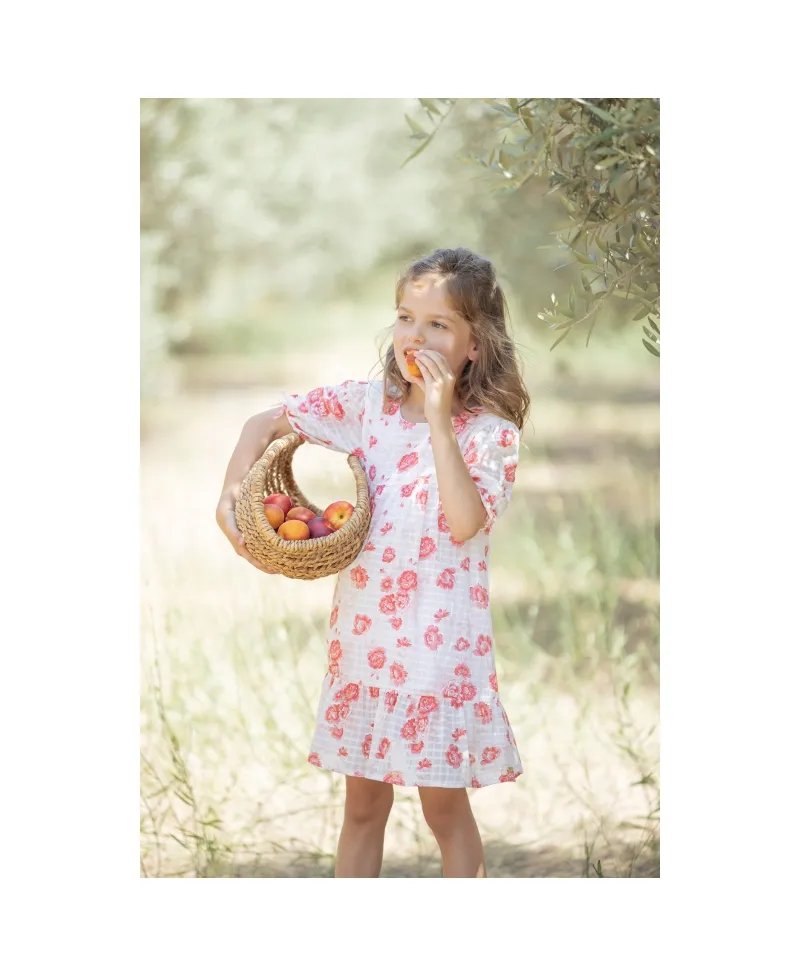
[[411, 350, 457, 425]]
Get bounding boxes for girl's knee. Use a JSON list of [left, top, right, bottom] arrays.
[[343, 777, 394, 827], [418, 787, 470, 838]]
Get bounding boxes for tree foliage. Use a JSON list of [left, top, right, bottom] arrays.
[[404, 98, 660, 356]]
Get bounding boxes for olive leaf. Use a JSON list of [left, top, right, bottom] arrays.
[[401, 97, 659, 355]]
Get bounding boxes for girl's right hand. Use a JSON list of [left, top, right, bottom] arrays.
[[216, 499, 280, 574]]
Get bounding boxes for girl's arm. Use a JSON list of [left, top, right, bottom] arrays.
[[215, 405, 293, 572], [429, 420, 487, 542]]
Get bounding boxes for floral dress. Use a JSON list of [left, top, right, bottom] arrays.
[[279, 378, 523, 788]]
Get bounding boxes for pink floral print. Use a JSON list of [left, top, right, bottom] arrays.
[[279, 379, 522, 788]]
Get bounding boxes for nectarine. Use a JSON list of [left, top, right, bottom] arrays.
[[278, 519, 310, 541], [286, 506, 317, 524], [308, 517, 334, 538], [405, 351, 423, 378], [264, 503, 285, 530], [322, 500, 354, 531], [265, 493, 293, 516]]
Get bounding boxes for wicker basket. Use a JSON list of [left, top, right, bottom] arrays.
[[235, 432, 371, 580]]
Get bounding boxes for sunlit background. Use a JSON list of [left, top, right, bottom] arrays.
[[140, 98, 659, 877]]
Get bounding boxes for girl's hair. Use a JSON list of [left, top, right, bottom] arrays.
[[381, 247, 530, 431]]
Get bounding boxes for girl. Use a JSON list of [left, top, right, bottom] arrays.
[[216, 247, 531, 878]]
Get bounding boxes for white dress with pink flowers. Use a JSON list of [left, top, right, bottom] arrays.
[[279, 378, 523, 789]]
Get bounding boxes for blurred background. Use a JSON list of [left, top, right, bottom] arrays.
[[140, 98, 659, 878]]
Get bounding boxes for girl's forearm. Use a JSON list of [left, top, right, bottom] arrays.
[[217, 406, 291, 508], [428, 420, 486, 542]]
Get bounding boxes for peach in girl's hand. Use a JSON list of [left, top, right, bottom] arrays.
[[323, 500, 355, 530], [308, 517, 335, 538], [405, 350, 423, 378], [278, 519, 311, 540], [264, 504, 286, 530], [264, 493, 294, 515], [286, 506, 317, 524]]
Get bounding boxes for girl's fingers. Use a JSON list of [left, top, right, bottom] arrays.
[[240, 544, 278, 573], [414, 350, 442, 377], [416, 350, 452, 383], [220, 504, 277, 574], [415, 357, 435, 383], [234, 532, 277, 573], [415, 352, 439, 375]]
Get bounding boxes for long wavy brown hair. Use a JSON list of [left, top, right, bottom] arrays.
[[379, 247, 531, 431]]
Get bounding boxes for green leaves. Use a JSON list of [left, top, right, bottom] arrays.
[[594, 156, 624, 169], [401, 97, 660, 353], [404, 113, 428, 139], [401, 100, 457, 167], [573, 98, 618, 125], [642, 317, 660, 357], [418, 98, 442, 116]]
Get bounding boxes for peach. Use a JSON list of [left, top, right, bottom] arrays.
[[264, 504, 285, 530], [308, 517, 334, 539], [405, 350, 423, 378], [286, 506, 317, 524], [278, 519, 311, 541], [322, 500, 354, 531], [264, 493, 294, 516]]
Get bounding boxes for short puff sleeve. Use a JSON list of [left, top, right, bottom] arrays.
[[463, 416, 520, 532], [279, 380, 368, 455]]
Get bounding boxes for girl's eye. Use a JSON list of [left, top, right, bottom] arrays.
[[397, 314, 445, 328]]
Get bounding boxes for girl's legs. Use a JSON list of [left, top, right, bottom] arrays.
[[335, 776, 394, 878], [418, 786, 486, 878]]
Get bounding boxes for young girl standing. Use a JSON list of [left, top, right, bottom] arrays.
[[216, 247, 531, 878]]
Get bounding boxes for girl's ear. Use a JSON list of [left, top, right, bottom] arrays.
[[467, 338, 479, 362]]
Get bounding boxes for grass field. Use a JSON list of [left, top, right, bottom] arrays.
[[140, 314, 660, 878]]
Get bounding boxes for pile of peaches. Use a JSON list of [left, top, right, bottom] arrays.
[[263, 493, 354, 541]]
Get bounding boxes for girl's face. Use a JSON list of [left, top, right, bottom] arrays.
[[393, 277, 478, 384]]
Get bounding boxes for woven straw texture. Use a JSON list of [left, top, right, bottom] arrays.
[[235, 432, 371, 580]]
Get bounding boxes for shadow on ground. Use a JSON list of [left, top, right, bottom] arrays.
[[197, 838, 659, 879]]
